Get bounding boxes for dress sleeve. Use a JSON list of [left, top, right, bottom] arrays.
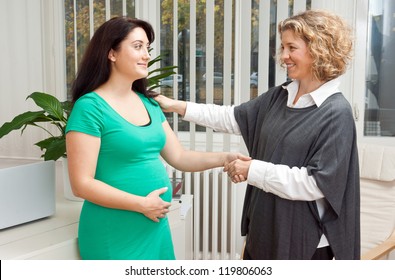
[[65, 96, 104, 137]]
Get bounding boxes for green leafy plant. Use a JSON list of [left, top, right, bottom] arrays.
[[147, 52, 177, 91], [0, 92, 71, 161], [0, 55, 177, 161]]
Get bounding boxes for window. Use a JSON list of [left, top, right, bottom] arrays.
[[364, 0, 395, 137]]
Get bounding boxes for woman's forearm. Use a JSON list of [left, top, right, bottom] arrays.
[[71, 177, 145, 211], [169, 150, 228, 172], [154, 95, 240, 134], [173, 100, 187, 116], [70, 177, 171, 222]]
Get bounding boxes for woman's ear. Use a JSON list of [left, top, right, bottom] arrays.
[[108, 49, 116, 62]]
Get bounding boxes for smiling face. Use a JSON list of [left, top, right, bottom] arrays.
[[108, 27, 151, 82], [280, 29, 314, 82]]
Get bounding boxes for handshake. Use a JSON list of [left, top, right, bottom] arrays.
[[223, 153, 252, 184]]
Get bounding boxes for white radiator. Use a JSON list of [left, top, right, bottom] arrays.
[[167, 165, 245, 260]]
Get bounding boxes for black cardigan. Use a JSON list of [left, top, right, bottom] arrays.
[[234, 82, 360, 260]]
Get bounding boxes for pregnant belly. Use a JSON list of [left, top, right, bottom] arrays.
[[96, 160, 172, 201]]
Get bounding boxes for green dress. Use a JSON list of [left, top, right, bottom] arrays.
[[65, 92, 175, 260]]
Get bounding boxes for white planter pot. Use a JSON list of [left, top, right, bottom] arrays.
[[0, 160, 56, 229], [62, 158, 84, 202]]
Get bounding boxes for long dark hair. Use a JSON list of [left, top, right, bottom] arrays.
[[70, 17, 155, 103]]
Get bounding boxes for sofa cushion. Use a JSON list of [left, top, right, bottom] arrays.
[[359, 143, 395, 259], [358, 143, 395, 181], [360, 179, 395, 255]]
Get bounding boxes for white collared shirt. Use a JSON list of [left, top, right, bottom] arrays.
[[184, 77, 342, 248]]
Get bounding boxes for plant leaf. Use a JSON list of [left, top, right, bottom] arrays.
[[148, 65, 178, 75], [147, 50, 178, 92], [35, 137, 66, 161], [61, 100, 73, 115], [148, 84, 162, 91], [0, 111, 46, 138], [28, 92, 65, 121]]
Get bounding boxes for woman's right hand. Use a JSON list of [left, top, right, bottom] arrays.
[[141, 187, 172, 222], [154, 94, 187, 116]]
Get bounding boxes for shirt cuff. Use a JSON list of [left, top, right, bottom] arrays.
[[183, 102, 199, 122], [247, 159, 272, 191]]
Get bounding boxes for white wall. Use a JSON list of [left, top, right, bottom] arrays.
[[0, 0, 65, 160], [0, 0, 45, 159]]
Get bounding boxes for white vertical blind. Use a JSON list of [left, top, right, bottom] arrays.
[[222, 0, 232, 150], [89, 0, 94, 37], [193, 172, 201, 260], [275, 0, 289, 86], [105, 0, 110, 19], [122, 0, 127, 16], [189, 0, 197, 150], [202, 170, 210, 259], [205, 0, 215, 152], [172, 0, 179, 132], [220, 172, 229, 259], [294, 0, 307, 14], [73, 0, 78, 73], [234, 0, 251, 105], [258, 0, 270, 93], [211, 168, 219, 259]]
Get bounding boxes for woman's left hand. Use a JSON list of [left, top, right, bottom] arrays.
[[142, 187, 171, 222]]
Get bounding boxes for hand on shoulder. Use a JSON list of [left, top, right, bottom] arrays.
[[154, 94, 186, 116]]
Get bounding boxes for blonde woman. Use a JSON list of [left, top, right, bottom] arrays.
[[155, 10, 359, 260]]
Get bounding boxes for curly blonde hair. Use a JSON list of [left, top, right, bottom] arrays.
[[278, 9, 353, 82]]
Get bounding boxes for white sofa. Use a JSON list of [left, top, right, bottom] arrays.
[[359, 143, 395, 260]]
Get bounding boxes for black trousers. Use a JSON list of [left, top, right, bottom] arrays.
[[311, 246, 334, 260], [243, 246, 334, 260]]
